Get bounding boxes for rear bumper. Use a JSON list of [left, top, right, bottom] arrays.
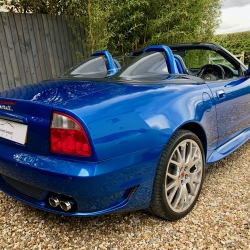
[[0, 143, 162, 216]]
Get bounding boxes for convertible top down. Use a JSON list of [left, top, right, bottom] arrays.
[[0, 43, 249, 220]]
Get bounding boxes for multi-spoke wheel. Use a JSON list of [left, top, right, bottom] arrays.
[[149, 129, 205, 220]]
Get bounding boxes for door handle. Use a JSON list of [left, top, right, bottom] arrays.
[[216, 90, 225, 99]]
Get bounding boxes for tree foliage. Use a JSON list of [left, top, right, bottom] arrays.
[[5, 0, 79, 14], [214, 31, 250, 64], [4, 0, 222, 55]]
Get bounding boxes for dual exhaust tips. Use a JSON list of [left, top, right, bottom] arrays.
[[48, 196, 74, 211]]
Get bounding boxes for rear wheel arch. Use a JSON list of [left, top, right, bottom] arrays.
[[178, 122, 207, 159]]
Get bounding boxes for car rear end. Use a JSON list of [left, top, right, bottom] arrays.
[[0, 92, 160, 216]]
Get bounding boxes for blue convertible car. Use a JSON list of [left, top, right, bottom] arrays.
[[0, 43, 249, 220]]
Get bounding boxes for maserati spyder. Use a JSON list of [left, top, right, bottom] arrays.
[[0, 43, 249, 220]]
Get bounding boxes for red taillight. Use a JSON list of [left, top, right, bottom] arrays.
[[50, 112, 91, 156]]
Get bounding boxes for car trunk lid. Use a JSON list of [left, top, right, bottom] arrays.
[[0, 79, 118, 156]]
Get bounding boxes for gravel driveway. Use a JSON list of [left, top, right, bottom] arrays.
[[0, 141, 249, 249]]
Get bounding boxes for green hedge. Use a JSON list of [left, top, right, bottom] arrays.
[[214, 31, 250, 65]]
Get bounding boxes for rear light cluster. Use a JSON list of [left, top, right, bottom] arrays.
[[50, 112, 91, 156]]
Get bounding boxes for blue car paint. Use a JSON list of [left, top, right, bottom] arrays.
[[0, 76, 248, 216], [175, 57, 185, 74], [0, 141, 162, 215], [143, 45, 179, 74], [0, 78, 217, 161], [0, 77, 218, 215], [91, 50, 119, 76], [0, 43, 250, 216], [0, 100, 52, 155], [206, 77, 250, 148]]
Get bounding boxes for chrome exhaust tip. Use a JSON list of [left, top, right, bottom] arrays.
[[60, 200, 74, 211], [48, 196, 60, 208]]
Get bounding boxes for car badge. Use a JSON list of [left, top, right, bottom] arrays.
[[0, 101, 16, 111], [0, 105, 13, 111]]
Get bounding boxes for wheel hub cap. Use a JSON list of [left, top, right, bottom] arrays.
[[180, 172, 185, 179], [165, 139, 203, 213]]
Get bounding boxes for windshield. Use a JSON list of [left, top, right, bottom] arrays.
[[178, 49, 235, 69]]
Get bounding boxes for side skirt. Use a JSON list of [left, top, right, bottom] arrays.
[[207, 127, 250, 163]]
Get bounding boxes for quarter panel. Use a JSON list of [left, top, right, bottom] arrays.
[[70, 83, 217, 161]]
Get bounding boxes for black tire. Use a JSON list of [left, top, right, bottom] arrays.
[[149, 129, 205, 220]]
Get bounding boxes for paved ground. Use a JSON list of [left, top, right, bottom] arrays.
[[0, 141, 249, 249]]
